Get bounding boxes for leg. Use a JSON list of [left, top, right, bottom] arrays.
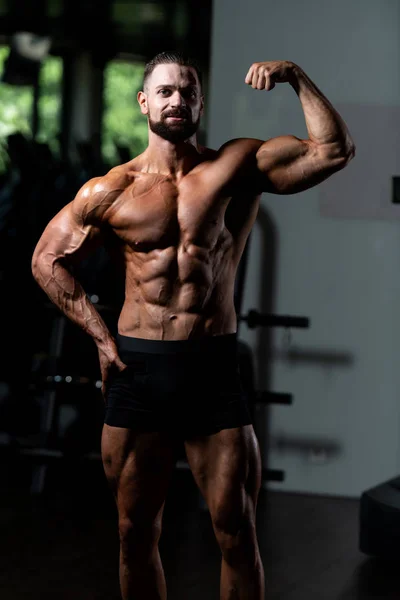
[[101, 423, 177, 600], [185, 425, 264, 600]]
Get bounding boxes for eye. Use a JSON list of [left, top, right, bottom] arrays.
[[159, 89, 171, 96], [187, 89, 196, 98]]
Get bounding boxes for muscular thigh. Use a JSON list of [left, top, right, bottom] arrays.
[[184, 425, 262, 515], [101, 424, 178, 520]]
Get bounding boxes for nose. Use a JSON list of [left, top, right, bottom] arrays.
[[170, 90, 185, 107]]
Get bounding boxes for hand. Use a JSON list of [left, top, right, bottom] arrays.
[[97, 341, 127, 400], [245, 60, 296, 91]]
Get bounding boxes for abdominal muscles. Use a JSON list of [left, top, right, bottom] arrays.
[[118, 233, 236, 339]]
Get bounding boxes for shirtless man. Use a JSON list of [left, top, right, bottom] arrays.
[[31, 51, 355, 600]]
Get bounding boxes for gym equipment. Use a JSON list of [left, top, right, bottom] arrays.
[[236, 311, 309, 484], [0, 228, 311, 496], [239, 310, 309, 330], [359, 475, 400, 558], [234, 234, 311, 484], [0, 302, 308, 493]]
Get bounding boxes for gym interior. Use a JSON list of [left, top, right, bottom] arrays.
[[0, 1, 399, 599]]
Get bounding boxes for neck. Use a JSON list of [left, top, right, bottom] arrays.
[[144, 130, 201, 177]]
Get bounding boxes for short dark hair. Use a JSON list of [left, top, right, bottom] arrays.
[[142, 50, 203, 91]]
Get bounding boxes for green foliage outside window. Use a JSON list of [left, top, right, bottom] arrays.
[[0, 46, 33, 173], [0, 46, 62, 174], [37, 56, 63, 156], [102, 60, 148, 166], [0, 48, 148, 174]]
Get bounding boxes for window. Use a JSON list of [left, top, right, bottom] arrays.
[[0, 46, 63, 172], [102, 60, 148, 167], [0, 45, 34, 172], [37, 55, 63, 157]]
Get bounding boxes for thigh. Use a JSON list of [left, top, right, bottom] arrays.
[[101, 424, 178, 520], [184, 425, 262, 514]]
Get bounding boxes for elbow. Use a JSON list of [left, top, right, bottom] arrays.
[[31, 247, 39, 277], [323, 138, 355, 172], [31, 246, 54, 283], [343, 138, 356, 163], [338, 133, 356, 166], [31, 249, 43, 283], [338, 143, 355, 170]]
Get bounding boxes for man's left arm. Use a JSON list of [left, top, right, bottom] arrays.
[[245, 60, 355, 194]]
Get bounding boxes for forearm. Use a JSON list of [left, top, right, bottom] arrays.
[[289, 64, 354, 153], [32, 255, 114, 349]]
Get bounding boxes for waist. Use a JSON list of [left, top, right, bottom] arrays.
[[118, 291, 237, 339], [116, 333, 238, 355]]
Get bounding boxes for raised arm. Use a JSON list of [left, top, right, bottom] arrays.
[[239, 60, 355, 194], [31, 172, 127, 392]]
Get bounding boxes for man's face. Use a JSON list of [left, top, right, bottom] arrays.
[[138, 63, 204, 143]]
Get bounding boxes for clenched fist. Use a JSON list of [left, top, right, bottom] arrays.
[[245, 60, 297, 90]]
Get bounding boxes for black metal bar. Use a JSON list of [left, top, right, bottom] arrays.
[[255, 391, 293, 405], [263, 468, 285, 482], [239, 310, 310, 329]]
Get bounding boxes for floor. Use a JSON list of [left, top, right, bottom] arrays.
[[0, 456, 399, 600]]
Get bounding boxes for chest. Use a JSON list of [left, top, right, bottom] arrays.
[[107, 175, 229, 250]]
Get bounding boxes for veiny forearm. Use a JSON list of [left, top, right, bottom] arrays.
[[290, 64, 354, 153], [32, 253, 114, 348]]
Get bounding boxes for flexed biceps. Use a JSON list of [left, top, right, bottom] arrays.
[[31, 49, 354, 600]]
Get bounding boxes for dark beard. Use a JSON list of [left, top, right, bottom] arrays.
[[148, 112, 200, 143]]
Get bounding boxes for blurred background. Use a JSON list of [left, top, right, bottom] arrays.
[[1, 1, 400, 599]]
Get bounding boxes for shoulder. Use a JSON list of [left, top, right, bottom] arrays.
[[199, 138, 263, 160], [78, 163, 135, 201], [198, 138, 265, 192], [216, 137, 264, 159], [71, 164, 135, 223], [201, 138, 265, 176]]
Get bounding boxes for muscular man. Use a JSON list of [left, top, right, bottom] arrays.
[[31, 51, 355, 599]]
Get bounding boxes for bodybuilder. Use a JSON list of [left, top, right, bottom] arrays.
[[31, 51, 355, 600]]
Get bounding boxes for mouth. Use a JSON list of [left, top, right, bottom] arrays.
[[165, 116, 187, 122]]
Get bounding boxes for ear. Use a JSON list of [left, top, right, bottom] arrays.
[[137, 91, 148, 115], [199, 94, 205, 116]]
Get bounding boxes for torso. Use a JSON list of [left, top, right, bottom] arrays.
[[103, 148, 261, 340]]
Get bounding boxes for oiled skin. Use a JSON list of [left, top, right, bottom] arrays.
[[31, 60, 355, 356], [31, 60, 355, 600], [31, 142, 263, 343], [109, 152, 261, 339]]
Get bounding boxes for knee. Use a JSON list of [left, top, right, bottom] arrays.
[[213, 498, 246, 538], [118, 515, 162, 557], [212, 495, 257, 566]]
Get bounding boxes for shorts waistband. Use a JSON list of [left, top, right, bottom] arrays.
[[116, 333, 238, 354]]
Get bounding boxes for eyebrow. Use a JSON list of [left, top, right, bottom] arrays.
[[155, 84, 197, 90]]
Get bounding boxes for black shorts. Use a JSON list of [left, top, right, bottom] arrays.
[[104, 333, 253, 437]]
